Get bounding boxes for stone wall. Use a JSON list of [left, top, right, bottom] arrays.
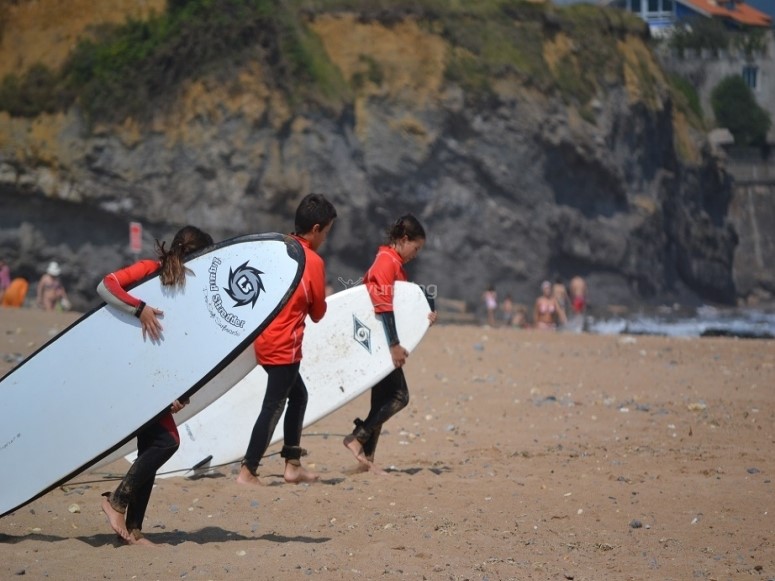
[[659, 31, 775, 140], [729, 180, 775, 303]]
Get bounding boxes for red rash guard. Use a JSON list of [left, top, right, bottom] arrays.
[[100, 259, 160, 310], [255, 236, 327, 366], [364, 246, 407, 314]]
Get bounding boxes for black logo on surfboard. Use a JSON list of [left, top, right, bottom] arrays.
[[225, 262, 265, 308], [353, 315, 371, 353]]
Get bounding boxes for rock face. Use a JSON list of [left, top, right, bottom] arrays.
[[0, 6, 739, 312], [729, 182, 775, 303]]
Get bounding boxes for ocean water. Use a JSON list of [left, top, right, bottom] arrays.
[[578, 305, 775, 339]]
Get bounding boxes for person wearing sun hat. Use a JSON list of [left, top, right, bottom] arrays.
[[36, 260, 70, 311]]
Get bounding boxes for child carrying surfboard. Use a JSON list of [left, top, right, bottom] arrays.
[[343, 214, 437, 474], [97, 225, 214, 546], [236, 193, 337, 487]]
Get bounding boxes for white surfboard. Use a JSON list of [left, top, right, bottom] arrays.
[[0, 233, 304, 517], [132, 281, 432, 476]]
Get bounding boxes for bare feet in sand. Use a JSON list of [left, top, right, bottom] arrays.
[[366, 461, 389, 476], [235, 464, 265, 486], [343, 435, 373, 469], [284, 461, 319, 484], [101, 494, 130, 541], [127, 530, 160, 547]]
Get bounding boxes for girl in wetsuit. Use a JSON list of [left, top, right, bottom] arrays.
[[343, 214, 437, 474], [97, 225, 213, 546]]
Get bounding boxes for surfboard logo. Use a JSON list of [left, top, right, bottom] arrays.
[[352, 315, 372, 353], [225, 262, 265, 308]]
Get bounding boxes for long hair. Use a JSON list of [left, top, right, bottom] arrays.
[[386, 213, 426, 244], [156, 225, 213, 287]]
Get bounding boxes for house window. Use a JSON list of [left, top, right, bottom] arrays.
[[648, 0, 659, 11], [663, 0, 673, 10], [631, 0, 642, 13], [743, 66, 758, 90]]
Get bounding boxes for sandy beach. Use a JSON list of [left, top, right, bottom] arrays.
[[1, 307, 773, 580]]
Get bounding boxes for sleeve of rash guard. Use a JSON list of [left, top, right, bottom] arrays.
[[366, 253, 399, 314], [97, 260, 159, 316], [307, 255, 328, 323]]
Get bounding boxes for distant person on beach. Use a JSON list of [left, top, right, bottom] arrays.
[[512, 304, 529, 328], [553, 278, 570, 315], [569, 275, 587, 315], [501, 293, 514, 326], [0, 259, 10, 302], [1, 278, 29, 308], [237, 193, 337, 487], [97, 225, 214, 546], [343, 214, 437, 474], [482, 285, 498, 327], [533, 280, 566, 330], [36, 261, 70, 311]]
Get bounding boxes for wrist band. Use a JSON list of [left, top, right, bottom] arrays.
[[134, 301, 146, 318]]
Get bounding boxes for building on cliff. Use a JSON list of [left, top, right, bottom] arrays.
[[611, 0, 771, 35]]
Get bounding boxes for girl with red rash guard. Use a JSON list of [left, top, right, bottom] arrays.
[[236, 193, 337, 487], [343, 214, 437, 474], [97, 225, 213, 546]]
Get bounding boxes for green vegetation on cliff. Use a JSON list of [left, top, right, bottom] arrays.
[[0, 0, 687, 128]]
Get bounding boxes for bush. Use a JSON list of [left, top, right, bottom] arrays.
[[711, 75, 771, 146], [669, 16, 729, 54], [56, 0, 350, 124], [668, 73, 703, 126], [0, 64, 66, 117]]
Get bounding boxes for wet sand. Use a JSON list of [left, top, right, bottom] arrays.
[[1, 307, 773, 580]]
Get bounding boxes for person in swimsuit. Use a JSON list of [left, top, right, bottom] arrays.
[[343, 214, 437, 474], [237, 193, 337, 487], [36, 261, 70, 311], [501, 293, 514, 326], [569, 275, 587, 315], [482, 285, 498, 327], [533, 280, 566, 330], [552, 278, 570, 315], [97, 225, 214, 546]]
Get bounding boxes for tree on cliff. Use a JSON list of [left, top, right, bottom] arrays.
[[711, 75, 772, 147]]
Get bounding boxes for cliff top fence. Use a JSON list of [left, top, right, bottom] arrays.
[[724, 148, 775, 185]]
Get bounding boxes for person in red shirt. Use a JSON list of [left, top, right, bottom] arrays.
[[237, 193, 337, 486], [343, 214, 437, 474], [97, 225, 213, 546]]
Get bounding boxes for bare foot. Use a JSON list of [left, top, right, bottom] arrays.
[[127, 530, 160, 547], [343, 435, 371, 469], [235, 464, 264, 486], [284, 462, 319, 484], [367, 462, 389, 476], [101, 495, 130, 541]]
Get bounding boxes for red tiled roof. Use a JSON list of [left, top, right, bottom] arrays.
[[679, 0, 772, 27]]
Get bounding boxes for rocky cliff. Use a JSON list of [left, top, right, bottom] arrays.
[[0, 0, 738, 312]]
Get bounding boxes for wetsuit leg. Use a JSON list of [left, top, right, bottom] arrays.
[[280, 373, 308, 461], [111, 413, 179, 532], [242, 363, 300, 473], [353, 368, 409, 456]]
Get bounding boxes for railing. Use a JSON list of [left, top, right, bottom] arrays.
[[725, 161, 775, 184]]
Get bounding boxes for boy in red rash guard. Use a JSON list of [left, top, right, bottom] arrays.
[[97, 225, 213, 546], [343, 214, 436, 474], [237, 193, 337, 486]]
